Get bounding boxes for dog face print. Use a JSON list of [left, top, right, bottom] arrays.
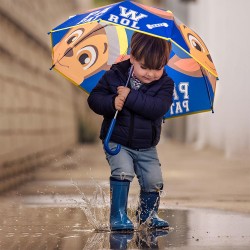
[[52, 22, 110, 85], [179, 24, 217, 77]]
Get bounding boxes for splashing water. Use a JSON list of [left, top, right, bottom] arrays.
[[71, 179, 171, 233], [71, 179, 142, 232], [71, 180, 110, 231]]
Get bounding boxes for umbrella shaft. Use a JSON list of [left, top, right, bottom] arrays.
[[114, 110, 119, 119], [125, 65, 134, 87]]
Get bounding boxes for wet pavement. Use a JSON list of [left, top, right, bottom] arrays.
[[1, 193, 250, 249], [1, 142, 250, 249]]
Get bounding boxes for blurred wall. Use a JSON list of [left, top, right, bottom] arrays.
[[0, 0, 97, 192], [185, 0, 250, 158], [163, 0, 250, 159]]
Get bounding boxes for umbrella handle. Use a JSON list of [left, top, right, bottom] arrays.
[[104, 66, 134, 155], [104, 113, 121, 155]]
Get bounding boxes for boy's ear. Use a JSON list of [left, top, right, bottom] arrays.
[[130, 56, 135, 65]]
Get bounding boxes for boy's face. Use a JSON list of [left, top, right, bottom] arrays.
[[130, 56, 164, 84]]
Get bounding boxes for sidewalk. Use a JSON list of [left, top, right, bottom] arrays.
[[158, 139, 250, 214], [11, 139, 250, 214]]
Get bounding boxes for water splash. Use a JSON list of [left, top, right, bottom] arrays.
[[70, 178, 168, 233], [71, 180, 110, 231]]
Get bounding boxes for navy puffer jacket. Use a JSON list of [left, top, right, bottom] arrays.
[[87, 59, 174, 149]]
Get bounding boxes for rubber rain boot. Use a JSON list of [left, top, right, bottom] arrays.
[[110, 178, 134, 231], [137, 191, 169, 229]]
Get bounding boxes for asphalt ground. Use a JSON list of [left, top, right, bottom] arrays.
[[0, 140, 250, 249]]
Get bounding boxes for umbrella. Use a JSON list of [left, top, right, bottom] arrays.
[[49, 0, 218, 154]]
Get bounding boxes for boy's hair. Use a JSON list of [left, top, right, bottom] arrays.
[[130, 32, 172, 70]]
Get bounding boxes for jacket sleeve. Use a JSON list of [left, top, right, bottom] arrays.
[[124, 78, 174, 120], [87, 72, 117, 117]]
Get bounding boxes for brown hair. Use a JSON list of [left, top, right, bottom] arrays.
[[130, 32, 172, 69]]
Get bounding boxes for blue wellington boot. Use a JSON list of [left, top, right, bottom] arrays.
[[110, 178, 134, 231], [137, 191, 169, 229]]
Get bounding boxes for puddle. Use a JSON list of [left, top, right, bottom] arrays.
[[1, 202, 250, 249], [0, 181, 250, 249]]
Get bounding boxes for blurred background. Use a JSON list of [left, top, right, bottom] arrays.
[[0, 0, 249, 193]]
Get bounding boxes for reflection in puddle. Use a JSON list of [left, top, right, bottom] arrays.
[[1, 203, 250, 249]]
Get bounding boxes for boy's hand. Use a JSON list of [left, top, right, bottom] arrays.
[[117, 86, 130, 99], [114, 95, 125, 111]]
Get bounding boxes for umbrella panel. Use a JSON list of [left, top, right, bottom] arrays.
[[50, 0, 217, 119]]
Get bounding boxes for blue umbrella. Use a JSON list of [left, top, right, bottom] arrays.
[[49, 0, 218, 155]]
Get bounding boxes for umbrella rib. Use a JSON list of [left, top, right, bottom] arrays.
[[201, 69, 214, 113]]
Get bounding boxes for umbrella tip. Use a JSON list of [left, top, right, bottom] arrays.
[[49, 64, 55, 70], [47, 31, 51, 35]]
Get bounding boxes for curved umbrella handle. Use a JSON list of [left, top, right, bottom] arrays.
[[104, 66, 133, 155], [104, 113, 121, 155]]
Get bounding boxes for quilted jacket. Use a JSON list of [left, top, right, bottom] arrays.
[[87, 59, 174, 149]]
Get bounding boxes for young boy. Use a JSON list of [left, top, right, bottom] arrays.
[[87, 32, 174, 231]]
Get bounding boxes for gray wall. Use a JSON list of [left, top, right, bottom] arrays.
[[0, 0, 97, 192]]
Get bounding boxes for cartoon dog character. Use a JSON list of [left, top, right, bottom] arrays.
[[52, 22, 128, 85], [168, 23, 217, 91], [179, 24, 217, 78]]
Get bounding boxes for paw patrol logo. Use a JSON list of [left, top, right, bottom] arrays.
[[108, 6, 148, 29], [170, 82, 190, 115]]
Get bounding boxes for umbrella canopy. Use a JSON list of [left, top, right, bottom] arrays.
[[49, 0, 218, 119]]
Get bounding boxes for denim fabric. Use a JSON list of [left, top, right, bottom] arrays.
[[104, 142, 163, 192]]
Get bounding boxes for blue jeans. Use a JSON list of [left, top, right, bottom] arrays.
[[104, 142, 163, 192]]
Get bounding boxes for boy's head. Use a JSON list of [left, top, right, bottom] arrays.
[[130, 32, 172, 84], [130, 32, 172, 70]]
